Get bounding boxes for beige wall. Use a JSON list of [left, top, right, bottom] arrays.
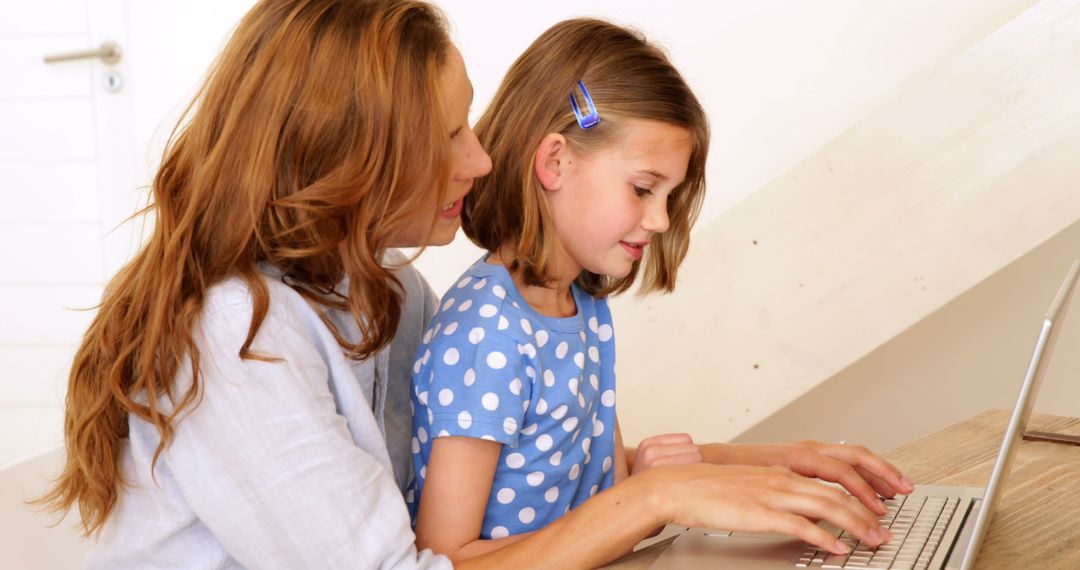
[[736, 219, 1080, 452]]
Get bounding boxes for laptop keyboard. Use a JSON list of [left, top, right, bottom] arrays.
[[795, 495, 960, 569]]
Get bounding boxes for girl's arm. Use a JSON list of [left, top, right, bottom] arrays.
[[455, 461, 892, 569], [414, 436, 532, 562]]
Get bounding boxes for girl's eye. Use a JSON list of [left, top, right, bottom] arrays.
[[633, 185, 652, 197], [450, 126, 463, 139]]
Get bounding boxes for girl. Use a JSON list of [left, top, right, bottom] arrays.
[[410, 18, 907, 563]]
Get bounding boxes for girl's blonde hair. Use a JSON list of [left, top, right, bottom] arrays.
[[463, 18, 709, 296], [38, 0, 451, 536]]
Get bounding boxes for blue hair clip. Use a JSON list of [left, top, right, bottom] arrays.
[[569, 80, 600, 130]]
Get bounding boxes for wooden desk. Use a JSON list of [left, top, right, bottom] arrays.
[[606, 410, 1080, 569]]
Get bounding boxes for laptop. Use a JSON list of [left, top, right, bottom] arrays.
[[650, 259, 1080, 570]]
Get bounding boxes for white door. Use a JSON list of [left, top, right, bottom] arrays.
[[0, 0, 137, 465]]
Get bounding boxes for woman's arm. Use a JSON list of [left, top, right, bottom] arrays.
[[414, 436, 532, 561], [699, 441, 914, 514]]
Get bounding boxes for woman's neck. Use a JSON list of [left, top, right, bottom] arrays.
[[489, 244, 579, 319]]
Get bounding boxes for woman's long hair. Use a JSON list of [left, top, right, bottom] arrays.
[[37, 0, 451, 536]]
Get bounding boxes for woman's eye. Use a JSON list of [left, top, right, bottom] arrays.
[[633, 186, 652, 197], [450, 126, 463, 139]]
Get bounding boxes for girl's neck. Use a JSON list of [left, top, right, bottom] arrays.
[[489, 243, 579, 319]]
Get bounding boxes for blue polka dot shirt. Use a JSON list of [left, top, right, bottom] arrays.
[[407, 256, 618, 539]]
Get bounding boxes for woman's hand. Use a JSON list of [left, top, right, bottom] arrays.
[[643, 463, 893, 555], [701, 441, 915, 516], [629, 433, 703, 475]]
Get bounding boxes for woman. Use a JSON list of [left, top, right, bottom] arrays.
[[41, 1, 907, 567]]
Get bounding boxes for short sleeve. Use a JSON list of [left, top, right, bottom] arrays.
[[416, 321, 533, 447]]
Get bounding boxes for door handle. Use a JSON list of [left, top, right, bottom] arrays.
[[43, 41, 122, 65]]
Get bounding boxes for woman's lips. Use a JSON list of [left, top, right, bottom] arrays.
[[439, 198, 463, 219]]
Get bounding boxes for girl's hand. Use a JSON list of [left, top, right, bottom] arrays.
[[702, 441, 915, 516], [629, 433, 703, 475], [643, 463, 893, 555]]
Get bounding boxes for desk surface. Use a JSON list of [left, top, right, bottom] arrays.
[[606, 410, 1080, 570]]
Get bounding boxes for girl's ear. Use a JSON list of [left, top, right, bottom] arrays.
[[534, 133, 569, 192]]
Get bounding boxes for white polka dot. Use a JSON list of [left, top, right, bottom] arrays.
[[549, 451, 563, 466], [498, 316, 509, 330], [590, 485, 598, 497], [443, 322, 459, 335], [522, 400, 530, 412], [503, 417, 518, 435], [438, 429, 449, 437], [411, 437, 420, 454], [492, 285, 506, 299], [417, 426, 428, 443], [481, 435, 496, 441], [490, 526, 509, 539], [543, 370, 555, 387], [473, 278, 488, 290], [518, 343, 536, 358], [442, 298, 456, 311], [568, 377, 579, 395], [585, 452, 591, 465], [598, 324, 613, 341], [535, 330, 549, 347], [590, 374, 599, 391], [545, 486, 559, 503], [569, 464, 580, 480], [417, 391, 429, 405], [423, 328, 433, 345], [487, 351, 507, 369], [562, 417, 579, 432], [438, 389, 454, 406], [578, 393, 586, 408], [482, 392, 500, 411], [406, 489, 415, 504], [582, 438, 592, 454], [433, 322, 442, 336], [535, 398, 548, 414], [603, 456, 613, 473], [555, 341, 568, 359], [427, 408, 434, 424], [497, 488, 516, 504], [521, 423, 538, 436], [588, 346, 600, 363], [464, 368, 476, 386], [580, 331, 586, 342], [420, 466, 427, 479], [536, 434, 553, 451], [551, 404, 568, 420], [422, 349, 431, 365], [525, 366, 536, 379], [588, 316, 599, 332], [594, 419, 605, 436], [506, 453, 526, 469], [573, 352, 584, 368], [443, 348, 459, 366], [458, 410, 472, 429], [519, 507, 536, 524], [479, 304, 498, 318], [519, 318, 533, 335], [526, 471, 545, 486], [509, 377, 522, 395], [601, 390, 616, 407], [457, 277, 472, 288], [413, 358, 422, 374], [468, 327, 485, 344], [458, 299, 473, 312]]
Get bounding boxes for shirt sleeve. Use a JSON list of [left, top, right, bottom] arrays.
[[415, 317, 534, 447], [161, 303, 452, 570]]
